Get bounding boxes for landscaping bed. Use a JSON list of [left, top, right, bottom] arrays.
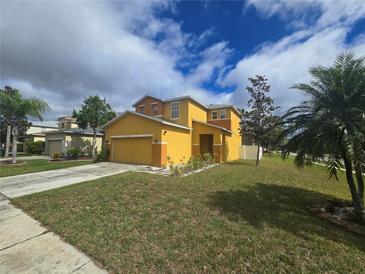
[[13, 155, 365, 273]]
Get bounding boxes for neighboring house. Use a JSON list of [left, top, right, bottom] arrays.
[[45, 116, 104, 156], [26, 122, 58, 142], [102, 95, 242, 167]]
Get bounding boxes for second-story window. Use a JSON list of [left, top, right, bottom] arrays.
[[220, 110, 226, 119], [212, 111, 218, 120], [139, 105, 145, 114], [171, 102, 179, 119], [151, 103, 158, 115]]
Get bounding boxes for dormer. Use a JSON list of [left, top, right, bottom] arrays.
[[132, 95, 164, 117]]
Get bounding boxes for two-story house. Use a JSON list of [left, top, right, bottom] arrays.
[[44, 116, 104, 157], [102, 95, 242, 167]]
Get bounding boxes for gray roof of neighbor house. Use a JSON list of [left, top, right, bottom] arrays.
[[57, 116, 77, 121], [102, 110, 192, 131], [45, 127, 104, 136]]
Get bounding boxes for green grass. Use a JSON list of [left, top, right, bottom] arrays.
[[0, 159, 93, 177], [13, 155, 365, 273]]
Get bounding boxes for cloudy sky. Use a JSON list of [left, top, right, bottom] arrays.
[[1, 0, 365, 121]]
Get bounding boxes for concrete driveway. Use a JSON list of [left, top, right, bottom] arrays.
[[0, 162, 148, 198]]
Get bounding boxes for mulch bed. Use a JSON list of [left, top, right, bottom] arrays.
[[49, 157, 93, 162], [310, 199, 365, 237]]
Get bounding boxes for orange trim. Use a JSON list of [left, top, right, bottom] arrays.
[[152, 143, 167, 167], [213, 145, 222, 163]]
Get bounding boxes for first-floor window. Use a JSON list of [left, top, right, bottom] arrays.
[[171, 102, 179, 118]]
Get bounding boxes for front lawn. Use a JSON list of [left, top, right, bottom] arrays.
[[0, 159, 93, 177], [13, 156, 365, 273]]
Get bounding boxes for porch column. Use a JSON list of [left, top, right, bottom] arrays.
[[192, 143, 200, 157], [213, 143, 222, 163]]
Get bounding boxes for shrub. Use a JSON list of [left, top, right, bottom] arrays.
[[67, 147, 81, 159], [202, 153, 214, 165], [25, 141, 45, 155], [167, 153, 215, 177], [94, 148, 109, 162], [52, 153, 61, 161]]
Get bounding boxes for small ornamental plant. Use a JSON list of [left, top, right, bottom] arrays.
[[167, 154, 215, 177]]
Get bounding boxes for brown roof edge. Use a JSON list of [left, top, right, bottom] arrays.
[[163, 95, 207, 110], [102, 110, 192, 131], [132, 95, 163, 107]]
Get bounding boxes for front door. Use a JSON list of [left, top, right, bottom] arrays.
[[199, 134, 213, 156]]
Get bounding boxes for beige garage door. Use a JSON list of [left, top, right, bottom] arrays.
[[112, 137, 152, 165], [47, 140, 63, 156]]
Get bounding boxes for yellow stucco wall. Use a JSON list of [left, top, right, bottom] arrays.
[[188, 101, 207, 127], [65, 134, 103, 153], [192, 121, 222, 145], [225, 110, 241, 161], [163, 100, 189, 127], [104, 113, 162, 143], [33, 136, 46, 142], [161, 125, 191, 165]]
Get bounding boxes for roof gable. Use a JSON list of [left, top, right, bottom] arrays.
[[132, 95, 163, 107], [102, 110, 192, 131]]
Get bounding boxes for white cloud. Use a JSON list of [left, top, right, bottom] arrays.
[[1, 0, 364, 121], [0, 1, 231, 120], [223, 0, 365, 111], [223, 27, 356, 110], [187, 41, 232, 86], [245, 0, 365, 30]]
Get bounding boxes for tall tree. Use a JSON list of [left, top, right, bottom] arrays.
[[240, 75, 278, 165], [0, 86, 49, 163], [261, 115, 284, 154], [0, 86, 16, 157], [73, 95, 116, 157], [281, 52, 365, 222]]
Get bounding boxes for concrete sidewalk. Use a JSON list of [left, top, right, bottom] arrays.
[[0, 162, 148, 198], [0, 155, 49, 162], [0, 195, 106, 273]]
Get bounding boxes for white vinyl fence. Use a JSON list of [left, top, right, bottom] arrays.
[[240, 145, 263, 160]]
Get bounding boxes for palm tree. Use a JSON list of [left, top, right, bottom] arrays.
[[0, 86, 49, 163], [281, 52, 365, 222]]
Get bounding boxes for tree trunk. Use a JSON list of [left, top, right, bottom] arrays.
[[92, 128, 97, 158], [256, 143, 260, 166], [11, 127, 18, 164], [343, 154, 363, 222], [354, 163, 364, 208], [4, 125, 11, 157]]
